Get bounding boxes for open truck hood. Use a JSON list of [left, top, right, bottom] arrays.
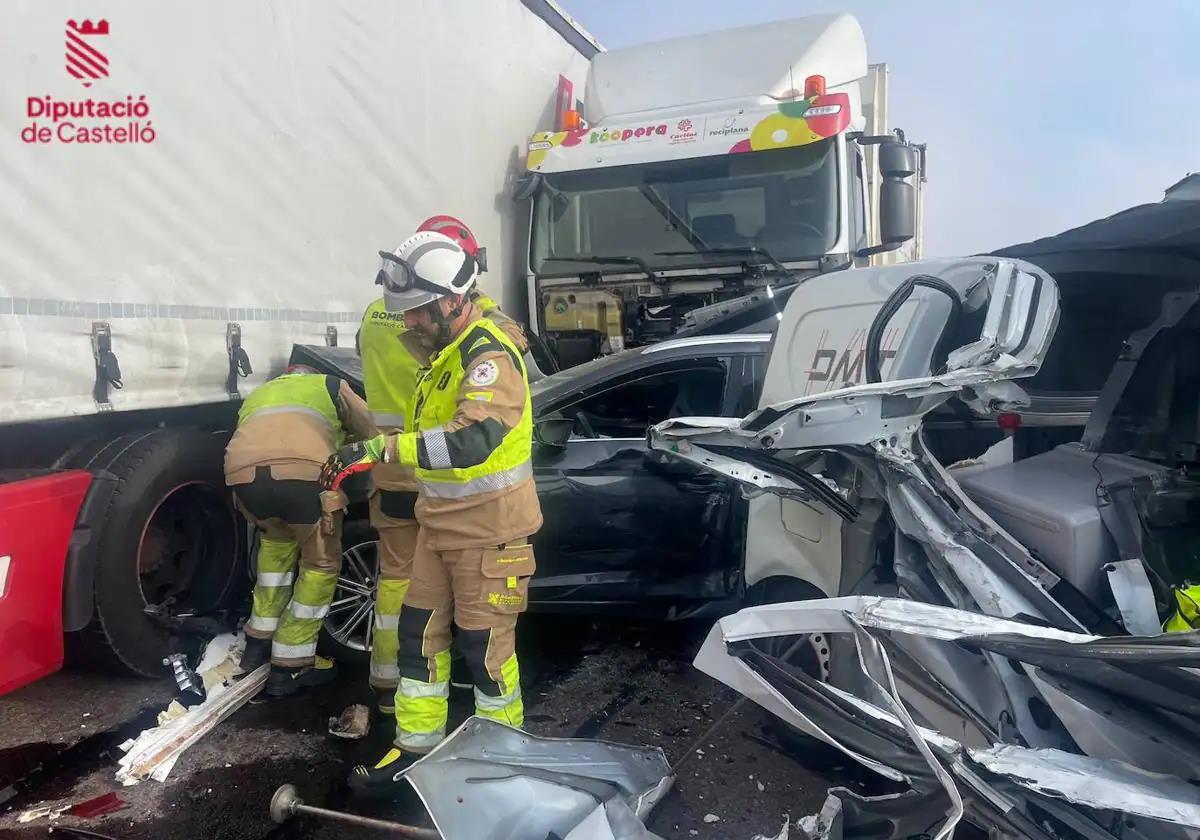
[[650, 257, 1200, 837]]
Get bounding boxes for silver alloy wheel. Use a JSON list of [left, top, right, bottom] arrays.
[[325, 539, 380, 652]]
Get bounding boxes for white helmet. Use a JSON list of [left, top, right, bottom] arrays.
[[377, 230, 479, 314]]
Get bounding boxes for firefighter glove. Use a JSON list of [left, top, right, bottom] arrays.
[[320, 436, 386, 491]]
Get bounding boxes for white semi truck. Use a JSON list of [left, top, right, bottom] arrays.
[[0, 0, 596, 689], [518, 14, 927, 368]]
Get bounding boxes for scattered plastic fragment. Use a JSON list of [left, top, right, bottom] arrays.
[[117, 633, 266, 785], [66, 792, 127, 819], [156, 701, 188, 726], [703, 813, 720, 823], [17, 804, 68, 823], [328, 704, 370, 740]]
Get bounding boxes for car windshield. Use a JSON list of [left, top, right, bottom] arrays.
[[531, 140, 838, 276]]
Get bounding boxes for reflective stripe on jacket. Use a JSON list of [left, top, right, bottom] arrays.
[[237, 373, 345, 448], [359, 293, 519, 431], [403, 317, 533, 497]]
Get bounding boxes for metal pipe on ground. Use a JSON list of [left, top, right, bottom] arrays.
[[269, 784, 440, 838]]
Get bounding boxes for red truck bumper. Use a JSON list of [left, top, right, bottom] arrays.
[[0, 470, 93, 696]]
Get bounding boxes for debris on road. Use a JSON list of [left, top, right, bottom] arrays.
[[702, 813, 720, 823], [17, 803, 68, 823], [269, 784, 439, 838], [156, 701, 188, 727], [65, 791, 128, 819], [752, 819, 791, 840], [162, 653, 206, 706], [327, 704, 370, 740], [401, 716, 673, 839], [116, 634, 265, 785]]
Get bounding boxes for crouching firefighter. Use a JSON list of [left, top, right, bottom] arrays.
[[225, 365, 376, 696], [322, 230, 542, 795], [357, 214, 529, 717]]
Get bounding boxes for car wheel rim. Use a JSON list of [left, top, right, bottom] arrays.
[[325, 540, 379, 652], [753, 632, 831, 681]]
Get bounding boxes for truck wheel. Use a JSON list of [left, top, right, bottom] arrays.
[[318, 519, 378, 665], [77, 428, 241, 676]]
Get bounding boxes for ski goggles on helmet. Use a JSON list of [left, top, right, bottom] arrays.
[[376, 249, 477, 314]]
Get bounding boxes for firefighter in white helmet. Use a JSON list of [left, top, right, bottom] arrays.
[[356, 216, 528, 719], [323, 231, 541, 795]]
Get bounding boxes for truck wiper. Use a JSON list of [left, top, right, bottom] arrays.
[[544, 256, 657, 284], [655, 246, 801, 283]]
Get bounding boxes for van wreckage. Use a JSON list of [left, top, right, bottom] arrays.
[[649, 203, 1200, 839]]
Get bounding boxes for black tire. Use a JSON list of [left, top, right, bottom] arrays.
[[318, 518, 379, 665], [745, 576, 847, 770], [77, 428, 242, 676]]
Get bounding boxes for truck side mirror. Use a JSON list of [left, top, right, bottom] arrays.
[[880, 174, 916, 246], [514, 172, 543, 202], [859, 140, 918, 255], [879, 142, 917, 179]]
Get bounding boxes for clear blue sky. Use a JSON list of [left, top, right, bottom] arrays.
[[558, 0, 1200, 256]]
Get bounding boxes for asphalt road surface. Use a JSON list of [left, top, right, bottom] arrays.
[[0, 615, 879, 840]]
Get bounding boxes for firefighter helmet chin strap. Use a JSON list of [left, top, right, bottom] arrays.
[[430, 294, 469, 346]]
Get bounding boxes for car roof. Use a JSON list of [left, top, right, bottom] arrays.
[[639, 333, 772, 356], [532, 333, 771, 409]]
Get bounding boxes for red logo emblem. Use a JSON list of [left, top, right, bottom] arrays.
[[66, 19, 110, 88], [677, 119, 693, 132]]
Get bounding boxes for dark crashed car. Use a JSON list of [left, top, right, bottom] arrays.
[[290, 333, 772, 658]]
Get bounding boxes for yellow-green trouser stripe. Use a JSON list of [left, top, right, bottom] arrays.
[[473, 652, 524, 727], [272, 568, 338, 662], [369, 579, 410, 688], [248, 538, 299, 637], [395, 649, 451, 750]]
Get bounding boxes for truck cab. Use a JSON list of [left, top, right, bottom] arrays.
[[519, 13, 926, 368]]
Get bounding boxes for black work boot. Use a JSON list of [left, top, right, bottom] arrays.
[[370, 688, 397, 739], [373, 687, 396, 718], [265, 656, 338, 698], [240, 636, 271, 673], [347, 747, 420, 798]]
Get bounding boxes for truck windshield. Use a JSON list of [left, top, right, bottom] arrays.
[[531, 139, 837, 276]]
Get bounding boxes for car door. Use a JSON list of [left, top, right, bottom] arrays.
[[530, 356, 749, 614]]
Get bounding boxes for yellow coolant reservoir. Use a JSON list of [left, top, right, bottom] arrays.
[[544, 290, 624, 345]]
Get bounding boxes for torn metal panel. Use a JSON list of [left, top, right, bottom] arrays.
[[1026, 667, 1200, 780], [844, 618, 963, 839], [703, 599, 1200, 838], [562, 799, 664, 840], [714, 595, 1095, 646], [695, 627, 910, 783], [400, 717, 670, 840], [972, 744, 1200, 829]]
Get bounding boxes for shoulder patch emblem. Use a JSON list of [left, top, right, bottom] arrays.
[[468, 359, 500, 386]]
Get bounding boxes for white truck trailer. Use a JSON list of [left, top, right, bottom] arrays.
[[517, 14, 927, 368], [0, 0, 596, 688]]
